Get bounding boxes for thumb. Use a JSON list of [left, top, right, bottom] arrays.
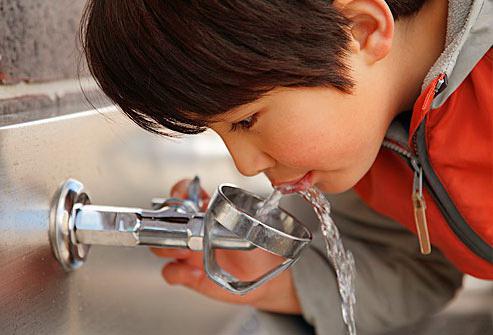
[[170, 179, 192, 198]]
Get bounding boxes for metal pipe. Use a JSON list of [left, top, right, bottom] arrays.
[[73, 205, 253, 251]]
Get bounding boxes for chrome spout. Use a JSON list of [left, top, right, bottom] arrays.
[[73, 205, 252, 250]]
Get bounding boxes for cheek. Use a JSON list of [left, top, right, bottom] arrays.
[[264, 126, 335, 168], [264, 120, 382, 172]]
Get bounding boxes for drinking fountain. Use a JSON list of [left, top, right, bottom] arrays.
[[49, 178, 312, 295]]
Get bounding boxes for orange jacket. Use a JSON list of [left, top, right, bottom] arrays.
[[355, 47, 493, 279]]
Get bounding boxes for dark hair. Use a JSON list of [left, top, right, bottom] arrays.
[[81, 0, 427, 136]]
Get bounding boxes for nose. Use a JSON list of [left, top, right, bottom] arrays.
[[221, 136, 275, 177]]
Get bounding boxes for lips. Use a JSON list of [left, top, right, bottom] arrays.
[[271, 171, 314, 194]]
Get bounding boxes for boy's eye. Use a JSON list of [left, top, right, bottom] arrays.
[[230, 113, 258, 132]]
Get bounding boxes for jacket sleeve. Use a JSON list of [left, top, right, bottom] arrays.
[[290, 190, 464, 335]]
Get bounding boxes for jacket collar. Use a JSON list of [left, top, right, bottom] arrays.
[[385, 0, 492, 147], [423, 0, 492, 109]]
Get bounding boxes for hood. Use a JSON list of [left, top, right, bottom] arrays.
[[424, 0, 493, 108], [385, 0, 493, 147]]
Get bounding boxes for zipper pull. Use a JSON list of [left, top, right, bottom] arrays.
[[411, 162, 431, 254]]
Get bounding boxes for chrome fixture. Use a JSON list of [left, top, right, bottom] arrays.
[[49, 178, 312, 294]]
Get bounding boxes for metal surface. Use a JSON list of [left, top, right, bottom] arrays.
[[0, 107, 272, 334]]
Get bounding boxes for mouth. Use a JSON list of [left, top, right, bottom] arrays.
[[271, 171, 314, 194]]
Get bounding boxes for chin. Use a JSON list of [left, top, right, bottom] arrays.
[[314, 181, 354, 194], [313, 168, 367, 194]]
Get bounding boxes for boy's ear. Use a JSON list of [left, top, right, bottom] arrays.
[[332, 0, 394, 64]]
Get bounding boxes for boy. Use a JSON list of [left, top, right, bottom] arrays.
[[80, 0, 492, 334]]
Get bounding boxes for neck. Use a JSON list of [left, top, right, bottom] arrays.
[[390, 0, 449, 113]]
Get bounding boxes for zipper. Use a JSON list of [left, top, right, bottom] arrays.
[[380, 73, 448, 254], [405, 74, 444, 255], [382, 140, 431, 254], [410, 159, 431, 254]]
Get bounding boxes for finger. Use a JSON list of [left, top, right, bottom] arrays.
[[162, 261, 203, 286], [162, 262, 257, 305], [150, 247, 192, 259], [170, 179, 211, 211], [152, 248, 204, 268], [170, 179, 192, 197]]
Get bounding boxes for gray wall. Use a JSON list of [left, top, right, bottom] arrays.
[[0, 0, 109, 126]]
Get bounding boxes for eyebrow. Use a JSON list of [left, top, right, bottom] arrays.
[[188, 101, 264, 128], [209, 109, 255, 124]]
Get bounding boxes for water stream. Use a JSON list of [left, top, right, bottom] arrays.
[[255, 189, 283, 222], [256, 186, 357, 335]]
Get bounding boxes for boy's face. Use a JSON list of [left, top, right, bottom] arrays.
[[206, 0, 440, 193], [209, 63, 402, 193]]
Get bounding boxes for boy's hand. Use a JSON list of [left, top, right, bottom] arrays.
[[150, 179, 302, 315]]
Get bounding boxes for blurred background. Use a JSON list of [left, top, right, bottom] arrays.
[[0, 1, 491, 334]]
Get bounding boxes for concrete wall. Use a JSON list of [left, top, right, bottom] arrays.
[[0, 0, 110, 126]]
